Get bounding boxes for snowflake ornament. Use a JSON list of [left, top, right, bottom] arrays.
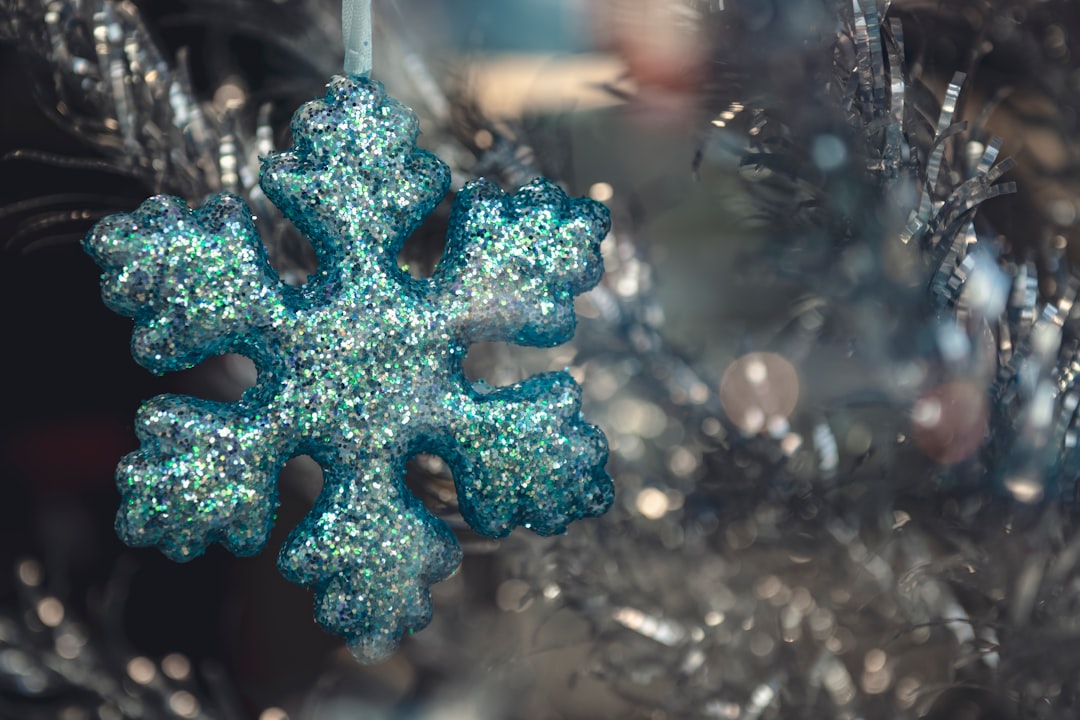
[[84, 76, 613, 662]]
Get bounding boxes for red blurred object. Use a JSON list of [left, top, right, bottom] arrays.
[[911, 382, 989, 465], [590, 0, 707, 119], [5, 418, 133, 493]]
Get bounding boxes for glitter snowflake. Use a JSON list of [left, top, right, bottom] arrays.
[[83, 75, 613, 662]]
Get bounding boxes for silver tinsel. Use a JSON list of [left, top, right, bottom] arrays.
[[528, 1, 1080, 718]]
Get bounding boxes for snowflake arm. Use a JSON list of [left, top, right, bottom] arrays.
[[277, 453, 461, 663], [118, 395, 291, 560], [432, 177, 610, 347], [84, 193, 287, 373], [436, 372, 612, 537], [260, 75, 450, 287]]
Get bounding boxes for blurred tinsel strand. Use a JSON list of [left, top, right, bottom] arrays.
[[4, 0, 1080, 719]]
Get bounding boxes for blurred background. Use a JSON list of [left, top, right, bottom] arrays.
[[3, 0, 1080, 718]]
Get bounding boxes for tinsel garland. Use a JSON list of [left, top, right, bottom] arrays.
[[3, 0, 1080, 718]]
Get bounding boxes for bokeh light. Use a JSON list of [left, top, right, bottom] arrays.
[[719, 352, 800, 435]]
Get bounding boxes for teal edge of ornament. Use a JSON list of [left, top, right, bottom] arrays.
[[82, 75, 613, 663]]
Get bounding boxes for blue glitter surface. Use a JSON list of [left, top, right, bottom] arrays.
[[83, 76, 613, 662]]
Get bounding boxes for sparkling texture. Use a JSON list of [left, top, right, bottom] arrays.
[[83, 75, 613, 662]]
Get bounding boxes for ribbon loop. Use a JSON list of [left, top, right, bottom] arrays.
[[343, 0, 372, 77]]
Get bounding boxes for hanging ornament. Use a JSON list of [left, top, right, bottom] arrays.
[[82, 0, 612, 663]]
